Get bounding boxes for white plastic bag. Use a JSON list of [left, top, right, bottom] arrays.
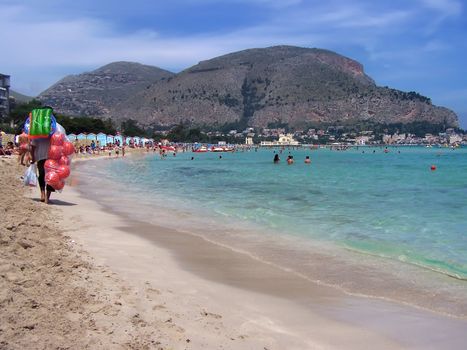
[[24, 164, 38, 187]]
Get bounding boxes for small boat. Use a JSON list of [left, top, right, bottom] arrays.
[[211, 146, 235, 152], [193, 146, 208, 153]]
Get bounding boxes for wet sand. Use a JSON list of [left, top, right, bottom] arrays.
[[59, 159, 467, 349], [2, 155, 466, 349]]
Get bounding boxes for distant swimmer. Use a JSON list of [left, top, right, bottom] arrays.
[[304, 156, 311, 164], [273, 154, 280, 163], [287, 155, 294, 165], [191, 156, 194, 160]]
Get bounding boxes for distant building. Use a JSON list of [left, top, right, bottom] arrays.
[[260, 133, 300, 146], [449, 134, 462, 145], [382, 134, 392, 144], [0, 73, 10, 120], [245, 137, 254, 145], [278, 133, 299, 145], [355, 136, 370, 145], [383, 133, 406, 144]]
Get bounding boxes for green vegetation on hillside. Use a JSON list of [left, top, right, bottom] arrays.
[[121, 119, 148, 137], [55, 115, 116, 135], [166, 124, 209, 143]]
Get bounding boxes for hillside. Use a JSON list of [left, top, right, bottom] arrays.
[[38, 62, 174, 117], [39, 46, 459, 128], [10, 90, 34, 103]]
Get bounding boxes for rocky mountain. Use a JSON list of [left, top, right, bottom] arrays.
[[39, 46, 459, 128], [38, 62, 174, 117]]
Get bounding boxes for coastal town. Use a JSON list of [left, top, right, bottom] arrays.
[[157, 126, 467, 147]]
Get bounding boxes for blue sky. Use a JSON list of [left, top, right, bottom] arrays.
[[1, 0, 466, 127]]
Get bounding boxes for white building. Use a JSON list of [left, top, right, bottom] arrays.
[[260, 133, 300, 146], [449, 134, 462, 145], [355, 136, 370, 145]]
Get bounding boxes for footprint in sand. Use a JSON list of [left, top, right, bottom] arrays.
[[145, 287, 161, 301], [201, 310, 222, 319]]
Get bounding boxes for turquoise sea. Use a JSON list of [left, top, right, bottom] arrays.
[[77, 146, 467, 315]]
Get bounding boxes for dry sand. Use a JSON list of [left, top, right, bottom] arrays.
[[0, 158, 189, 349], [2, 156, 466, 349]]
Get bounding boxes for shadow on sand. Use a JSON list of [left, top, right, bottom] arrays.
[[31, 198, 77, 206]]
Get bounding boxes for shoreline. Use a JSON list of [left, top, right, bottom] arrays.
[[71, 151, 467, 319], [2, 155, 466, 348], [62, 157, 467, 348]]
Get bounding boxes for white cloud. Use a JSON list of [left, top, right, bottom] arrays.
[[419, 0, 462, 16], [311, 6, 410, 29]]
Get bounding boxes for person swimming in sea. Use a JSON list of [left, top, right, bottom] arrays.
[[304, 155, 311, 164], [273, 154, 280, 163], [287, 155, 294, 164]]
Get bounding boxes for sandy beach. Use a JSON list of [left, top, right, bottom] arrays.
[[1, 155, 467, 349]]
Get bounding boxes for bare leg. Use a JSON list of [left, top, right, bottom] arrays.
[[40, 190, 45, 202], [45, 189, 52, 204]]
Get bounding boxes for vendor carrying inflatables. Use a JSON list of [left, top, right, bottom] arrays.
[[27, 107, 74, 204]]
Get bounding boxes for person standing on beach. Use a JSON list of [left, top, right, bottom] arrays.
[[18, 131, 30, 165], [30, 137, 55, 203]]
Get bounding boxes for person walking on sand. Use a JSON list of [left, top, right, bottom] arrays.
[[30, 137, 55, 204]]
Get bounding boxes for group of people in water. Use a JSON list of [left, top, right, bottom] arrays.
[[273, 153, 311, 164]]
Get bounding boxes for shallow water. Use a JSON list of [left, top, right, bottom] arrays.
[[75, 146, 467, 316]]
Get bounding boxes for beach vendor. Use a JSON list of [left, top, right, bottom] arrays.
[[30, 135, 55, 203], [27, 107, 56, 203]]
